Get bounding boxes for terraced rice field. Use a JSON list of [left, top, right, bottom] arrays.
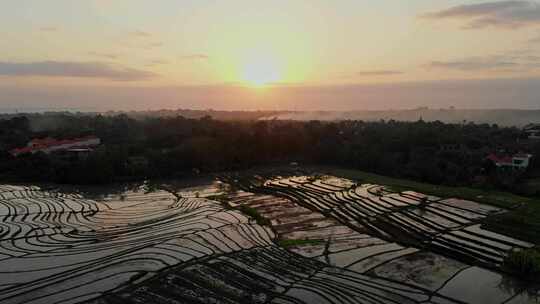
[[256, 176, 532, 269], [0, 175, 538, 304]]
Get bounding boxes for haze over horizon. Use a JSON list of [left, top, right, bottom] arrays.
[[2, 0, 540, 110]]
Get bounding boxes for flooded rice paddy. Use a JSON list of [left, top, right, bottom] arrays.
[[0, 175, 538, 304]]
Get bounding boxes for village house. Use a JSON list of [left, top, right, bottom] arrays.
[[486, 152, 533, 170], [10, 136, 101, 156]]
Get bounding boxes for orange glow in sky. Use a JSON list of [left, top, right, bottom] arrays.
[[2, 0, 540, 110]]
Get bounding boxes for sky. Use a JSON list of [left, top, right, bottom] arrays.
[[1, 0, 540, 111]]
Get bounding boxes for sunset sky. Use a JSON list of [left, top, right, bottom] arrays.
[[2, 0, 540, 111]]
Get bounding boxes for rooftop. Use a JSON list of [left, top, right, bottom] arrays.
[[10, 136, 100, 156]]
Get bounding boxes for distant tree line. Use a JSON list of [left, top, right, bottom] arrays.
[[0, 114, 539, 195]]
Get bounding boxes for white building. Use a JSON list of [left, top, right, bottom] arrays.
[[487, 153, 533, 170]]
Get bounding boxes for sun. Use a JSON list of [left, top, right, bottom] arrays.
[[242, 55, 281, 87]]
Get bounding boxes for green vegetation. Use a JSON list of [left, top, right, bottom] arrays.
[[2, 114, 539, 243], [3, 114, 540, 191], [326, 167, 537, 209], [483, 209, 540, 245], [238, 205, 271, 226], [503, 248, 540, 278], [206, 194, 272, 227], [278, 239, 325, 248], [521, 178, 540, 196], [206, 194, 230, 204], [324, 167, 540, 244]]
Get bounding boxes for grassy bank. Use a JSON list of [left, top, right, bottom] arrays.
[[320, 167, 540, 245], [238, 205, 271, 226], [503, 248, 540, 278]]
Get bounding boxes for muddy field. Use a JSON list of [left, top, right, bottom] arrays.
[[0, 175, 538, 304]]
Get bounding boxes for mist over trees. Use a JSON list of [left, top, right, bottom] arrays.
[[264, 108, 540, 127]]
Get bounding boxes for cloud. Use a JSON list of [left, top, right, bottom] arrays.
[[425, 51, 540, 72], [0, 61, 155, 81], [40, 26, 58, 32], [529, 34, 540, 43], [421, 1, 540, 29], [356, 70, 403, 76], [88, 52, 120, 60], [146, 59, 168, 66], [122, 30, 163, 49], [120, 41, 164, 51], [145, 42, 163, 48], [180, 54, 209, 60], [121, 41, 163, 50], [130, 30, 152, 38], [126, 42, 163, 50], [427, 57, 518, 71]]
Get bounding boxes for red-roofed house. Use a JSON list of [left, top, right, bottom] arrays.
[[486, 153, 533, 169], [10, 136, 101, 156]]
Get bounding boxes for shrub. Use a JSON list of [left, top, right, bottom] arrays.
[[238, 205, 270, 226], [503, 248, 540, 278]]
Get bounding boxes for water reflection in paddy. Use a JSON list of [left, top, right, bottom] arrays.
[[0, 176, 538, 304]]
